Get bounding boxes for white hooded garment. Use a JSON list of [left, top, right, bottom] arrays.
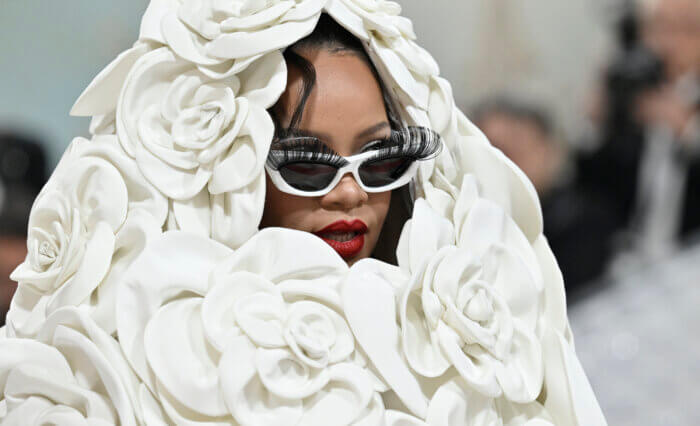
[[1, 1, 606, 425]]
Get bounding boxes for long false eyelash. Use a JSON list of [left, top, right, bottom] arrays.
[[266, 137, 348, 170], [362, 126, 443, 162]]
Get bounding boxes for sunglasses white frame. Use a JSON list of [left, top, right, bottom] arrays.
[[265, 149, 420, 197]]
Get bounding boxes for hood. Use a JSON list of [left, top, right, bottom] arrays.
[[4, 1, 606, 425]]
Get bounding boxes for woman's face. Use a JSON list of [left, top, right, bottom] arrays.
[[260, 48, 392, 265]]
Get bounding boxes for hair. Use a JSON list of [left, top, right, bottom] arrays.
[[268, 13, 411, 265], [269, 13, 403, 136]]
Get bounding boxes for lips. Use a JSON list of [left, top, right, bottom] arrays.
[[314, 220, 368, 259]]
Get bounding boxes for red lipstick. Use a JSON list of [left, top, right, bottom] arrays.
[[314, 220, 368, 259]]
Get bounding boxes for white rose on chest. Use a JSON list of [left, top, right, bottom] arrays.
[[399, 194, 544, 403]]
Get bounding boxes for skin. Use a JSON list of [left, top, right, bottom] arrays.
[[260, 48, 392, 265]]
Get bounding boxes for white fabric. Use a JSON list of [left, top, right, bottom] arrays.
[[5, 1, 606, 425]]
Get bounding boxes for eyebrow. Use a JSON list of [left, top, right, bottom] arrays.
[[289, 122, 390, 143], [279, 121, 392, 154], [354, 122, 390, 142]]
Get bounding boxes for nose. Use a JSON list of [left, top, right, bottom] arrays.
[[320, 173, 368, 211]]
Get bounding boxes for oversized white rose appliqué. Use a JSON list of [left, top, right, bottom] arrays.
[[0, 308, 145, 425], [117, 228, 380, 425], [399, 182, 544, 403], [214, 277, 372, 426], [117, 47, 281, 200], [7, 136, 166, 337]]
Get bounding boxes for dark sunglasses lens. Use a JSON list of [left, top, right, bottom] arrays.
[[359, 157, 413, 188], [279, 163, 337, 192]]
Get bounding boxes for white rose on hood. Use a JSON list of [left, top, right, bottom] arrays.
[[117, 47, 283, 201]]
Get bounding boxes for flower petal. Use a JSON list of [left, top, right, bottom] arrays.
[[343, 262, 428, 418], [211, 227, 346, 284], [495, 321, 543, 403], [426, 379, 499, 426], [399, 252, 451, 378], [161, 12, 224, 66], [325, 0, 371, 40], [144, 298, 228, 417], [172, 189, 212, 238], [71, 42, 153, 116], [208, 17, 321, 59], [45, 221, 115, 315], [208, 103, 269, 195], [255, 348, 329, 399], [436, 322, 501, 398], [117, 232, 232, 391], [297, 363, 374, 426], [220, 335, 303, 426], [396, 198, 454, 274], [211, 172, 265, 249], [219, 1, 295, 31], [541, 328, 607, 426], [237, 50, 287, 108]]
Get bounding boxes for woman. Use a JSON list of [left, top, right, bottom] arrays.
[[1, 2, 605, 425], [261, 14, 438, 264]]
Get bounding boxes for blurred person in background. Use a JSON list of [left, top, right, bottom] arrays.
[[474, 97, 617, 298], [578, 0, 700, 264], [0, 133, 47, 326]]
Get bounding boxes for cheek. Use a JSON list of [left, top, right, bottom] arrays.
[[367, 191, 392, 238], [369, 192, 392, 224], [260, 176, 317, 231]]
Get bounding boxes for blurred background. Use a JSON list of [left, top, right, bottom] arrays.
[[1, 0, 698, 424]]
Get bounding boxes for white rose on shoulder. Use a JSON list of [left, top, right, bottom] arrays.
[[118, 228, 379, 425], [8, 136, 166, 337], [0, 308, 145, 425], [399, 179, 544, 403], [117, 47, 282, 201]]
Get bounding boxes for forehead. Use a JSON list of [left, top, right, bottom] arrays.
[[276, 49, 390, 155]]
